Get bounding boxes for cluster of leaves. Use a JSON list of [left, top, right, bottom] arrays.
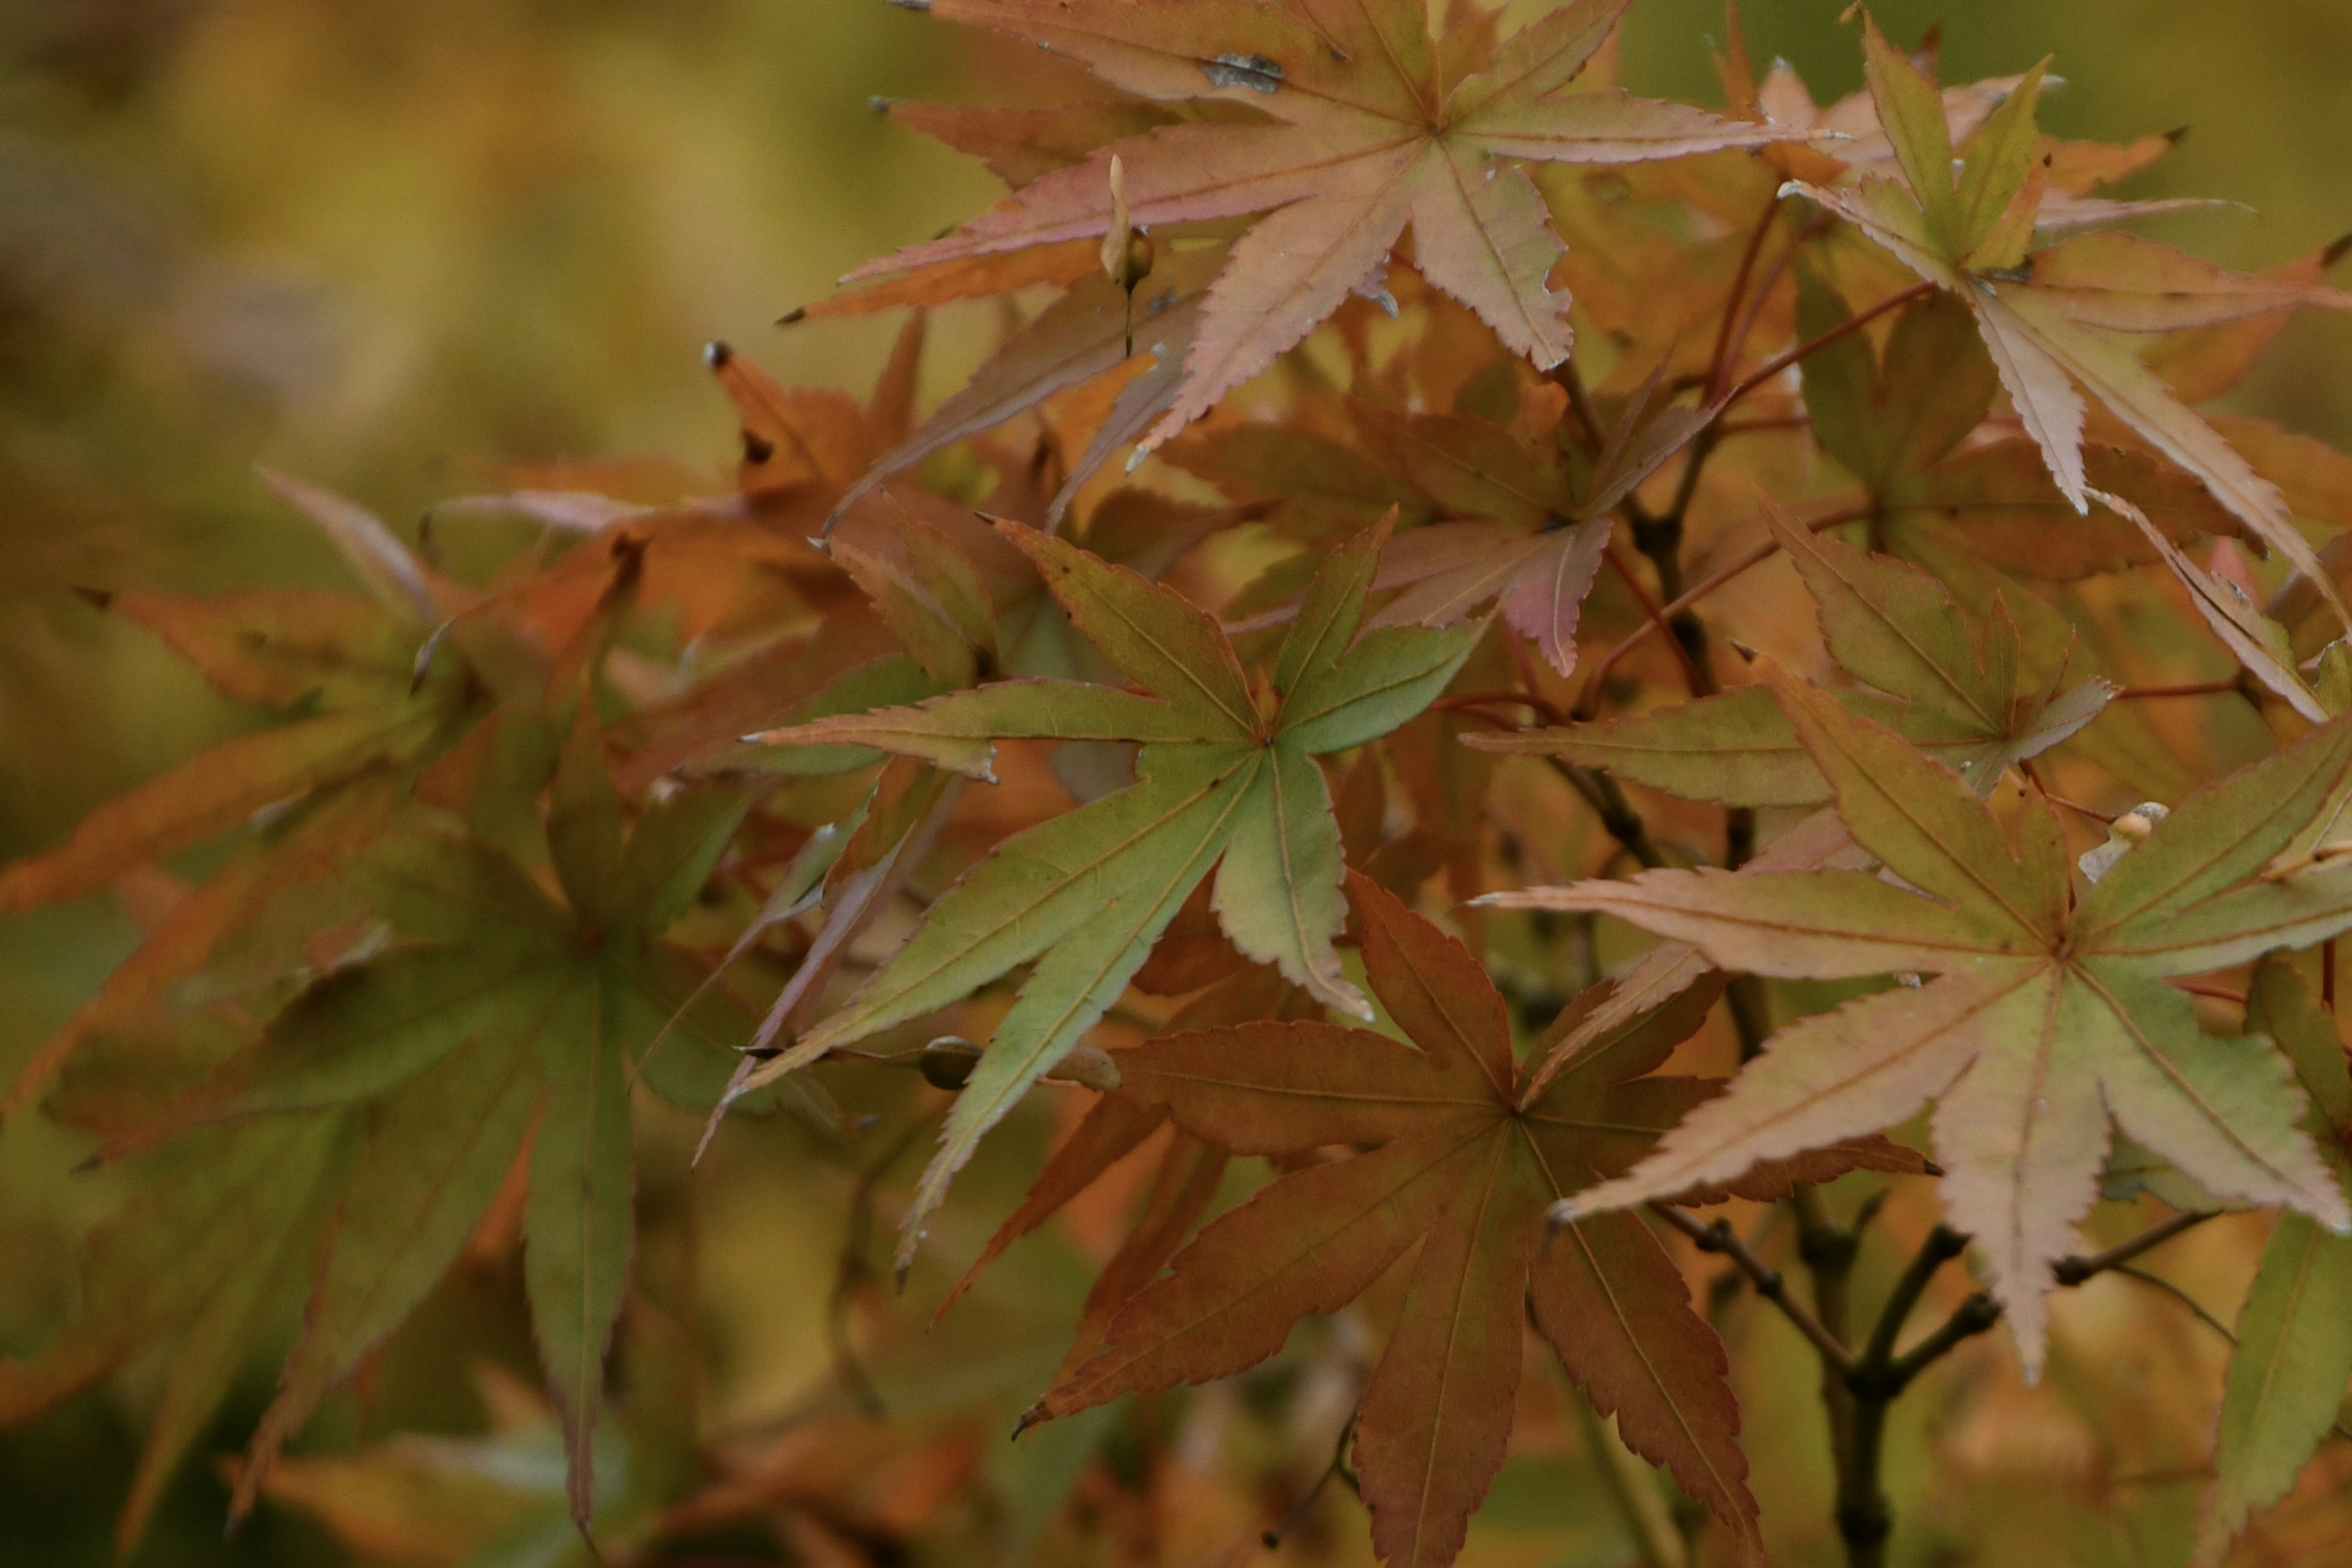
[[10, 2, 2352, 1564]]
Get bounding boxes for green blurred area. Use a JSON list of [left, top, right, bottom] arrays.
[[2, 1, 2348, 1561]]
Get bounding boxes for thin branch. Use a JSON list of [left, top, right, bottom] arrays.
[[1717, 413, 1814, 436], [1433, 690, 1567, 725], [1882, 1292, 2002, 1390], [2109, 1264, 2237, 1346], [1649, 1205, 1853, 1375], [1604, 543, 1711, 698], [1706, 194, 1787, 402], [1853, 1226, 1970, 1384], [1714, 213, 1833, 392], [1261, 1415, 1357, 1550], [1562, 1362, 1689, 1568], [2114, 678, 2245, 700], [1574, 502, 1873, 718], [829, 1121, 929, 1415], [1434, 704, 1670, 870], [2052, 1209, 2217, 1286], [1720, 282, 1939, 412]]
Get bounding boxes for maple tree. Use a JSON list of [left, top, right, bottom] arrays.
[[10, 4, 2352, 1567]]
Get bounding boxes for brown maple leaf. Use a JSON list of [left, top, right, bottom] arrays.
[[1019, 874, 1919, 1566], [850, 0, 1792, 448]]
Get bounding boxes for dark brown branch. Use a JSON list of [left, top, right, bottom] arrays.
[[1880, 1292, 2003, 1391], [2052, 1208, 2216, 1285]]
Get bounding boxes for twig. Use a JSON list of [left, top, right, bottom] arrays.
[[2114, 678, 2244, 700], [1261, 1415, 1356, 1550], [1562, 1356, 1689, 1568], [2109, 1264, 2237, 1346], [1433, 690, 1567, 725], [1431, 704, 1672, 872], [1854, 1226, 1970, 1382], [1649, 1205, 1853, 1374], [1706, 195, 1787, 403], [1719, 282, 1939, 412], [2052, 1209, 2216, 1285], [1880, 1292, 2003, 1391], [1573, 502, 1873, 718], [1604, 543, 1711, 699]]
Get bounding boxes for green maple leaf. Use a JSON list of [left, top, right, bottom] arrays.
[[1792, 17, 2352, 619], [1471, 503, 2113, 805], [12, 710, 766, 1535], [1491, 660, 2352, 1374], [2195, 959, 2352, 1566], [1790, 268, 2245, 584], [731, 518, 1479, 1268], [0, 582, 476, 914]]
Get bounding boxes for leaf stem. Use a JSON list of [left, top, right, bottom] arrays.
[[1706, 195, 1788, 404], [1573, 502, 1874, 719], [2051, 1208, 2216, 1284], [1604, 543, 1711, 699], [1719, 282, 1939, 412], [2112, 677, 2245, 700]]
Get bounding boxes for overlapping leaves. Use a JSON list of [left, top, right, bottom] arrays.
[[1792, 17, 2352, 617], [1494, 662, 2352, 1372], [849, 0, 1789, 448], [1470, 504, 2112, 805], [2196, 960, 2352, 1566], [4, 709, 764, 1533], [733, 519, 1479, 1267], [1027, 875, 1770, 1568]]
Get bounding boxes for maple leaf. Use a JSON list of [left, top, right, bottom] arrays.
[[1724, 13, 2203, 236], [1359, 369, 1708, 676], [252, 1303, 704, 1567], [1488, 660, 2352, 1374], [0, 1114, 347, 1557], [1787, 274, 2247, 581], [2195, 959, 2352, 1567], [826, 245, 1230, 526], [0, 581, 477, 916], [1469, 502, 2113, 806], [728, 518, 1479, 1267], [849, 0, 1790, 449], [12, 709, 775, 1535], [1022, 873, 1765, 1567], [1788, 18, 2352, 619]]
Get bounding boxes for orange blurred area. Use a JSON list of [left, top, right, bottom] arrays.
[[4, 4, 2350, 1564]]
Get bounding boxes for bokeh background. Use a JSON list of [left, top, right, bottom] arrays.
[[2, 1, 2348, 1561]]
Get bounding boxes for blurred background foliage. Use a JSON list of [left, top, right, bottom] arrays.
[[2, 1, 2348, 1562]]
